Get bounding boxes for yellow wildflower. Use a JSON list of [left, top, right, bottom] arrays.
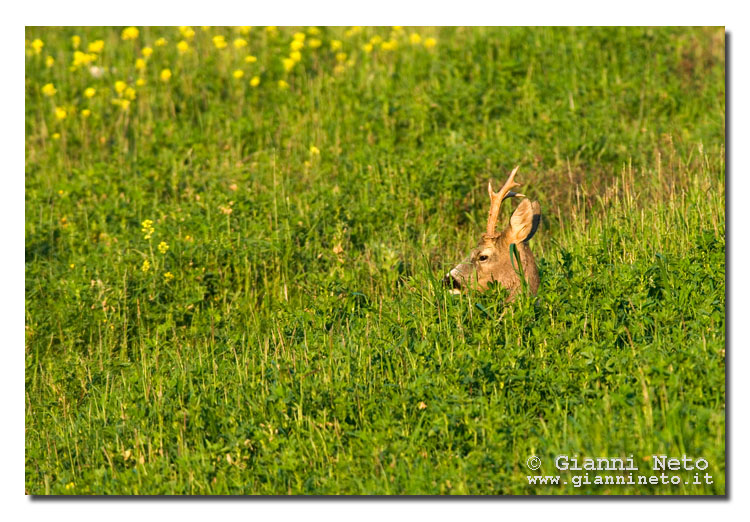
[[293, 32, 306, 42], [141, 46, 153, 58], [370, 35, 383, 46], [158, 241, 169, 254], [45, 55, 55, 67], [233, 38, 248, 49], [345, 27, 361, 37], [362, 43, 373, 53], [238, 26, 252, 35], [177, 40, 190, 54], [244, 55, 257, 63], [330, 39, 342, 51], [290, 50, 302, 63], [163, 271, 174, 282], [65, 482, 75, 490], [119, 99, 131, 110], [124, 87, 136, 100], [392, 26, 403, 33], [423, 37, 437, 49], [282, 58, 295, 72], [309, 145, 320, 155], [114, 81, 127, 94], [141, 259, 150, 272], [73, 51, 95, 67], [278, 80, 289, 90], [381, 39, 398, 51], [81, 109, 91, 118], [121, 27, 140, 41], [290, 39, 304, 52], [55, 107, 67, 120], [212, 35, 227, 49], [308, 27, 320, 35], [178, 26, 196, 40], [52, 132, 60, 140], [232, 69, 244, 79], [41, 83, 57, 97], [71, 35, 81, 49], [87, 40, 104, 53], [31, 38, 44, 54], [333, 64, 345, 75], [409, 33, 422, 45], [160, 68, 172, 82], [249, 76, 260, 87], [335, 52, 347, 63], [141, 219, 154, 240], [155, 37, 167, 47], [265, 26, 277, 33], [136, 78, 146, 87], [135, 58, 146, 71], [308, 38, 322, 49], [84, 87, 96, 98]]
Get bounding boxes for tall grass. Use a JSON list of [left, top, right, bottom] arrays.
[[25, 26, 724, 494]]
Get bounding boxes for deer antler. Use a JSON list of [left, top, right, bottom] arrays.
[[485, 165, 524, 237]]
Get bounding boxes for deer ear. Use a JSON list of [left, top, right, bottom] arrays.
[[508, 199, 541, 243]]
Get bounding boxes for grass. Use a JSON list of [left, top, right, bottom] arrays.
[[25, 26, 725, 495]]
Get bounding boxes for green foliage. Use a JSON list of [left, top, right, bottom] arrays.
[[25, 26, 725, 495]]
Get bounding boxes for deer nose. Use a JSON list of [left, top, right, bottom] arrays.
[[443, 272, 462, 292]]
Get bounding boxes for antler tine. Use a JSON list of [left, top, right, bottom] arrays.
[[485, 165, 525, 237]]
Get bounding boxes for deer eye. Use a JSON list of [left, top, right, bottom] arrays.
[[478, 254, 489, 262]]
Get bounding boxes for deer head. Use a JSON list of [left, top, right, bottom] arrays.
[[444, 166, 541, 297]]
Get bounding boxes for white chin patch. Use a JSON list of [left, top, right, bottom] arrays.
[[448, 288, 461, 295]]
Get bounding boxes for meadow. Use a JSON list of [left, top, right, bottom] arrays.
[[25, 26, 725, 495]]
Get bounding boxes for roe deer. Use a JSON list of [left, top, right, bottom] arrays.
[[444, 166, 541, 297]]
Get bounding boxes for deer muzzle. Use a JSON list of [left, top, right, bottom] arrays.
[[443, 262, 473, 294]]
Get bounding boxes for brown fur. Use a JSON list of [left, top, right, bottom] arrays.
[[446, 189, 541, 298]]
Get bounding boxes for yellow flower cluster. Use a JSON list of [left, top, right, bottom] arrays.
[[87, 40, 104, 53], [111, 80, 136, 110], [178, 26, 196, 40], [32, 27, 441, 127], [42, 83, 57, 97], [72, 51, 97, 68], [31, 39, 44, 54], [158, 241, 169, 254], [141, 219, 154, 240], [212, 35, 228, 50], [121, 27, 139, 41]]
